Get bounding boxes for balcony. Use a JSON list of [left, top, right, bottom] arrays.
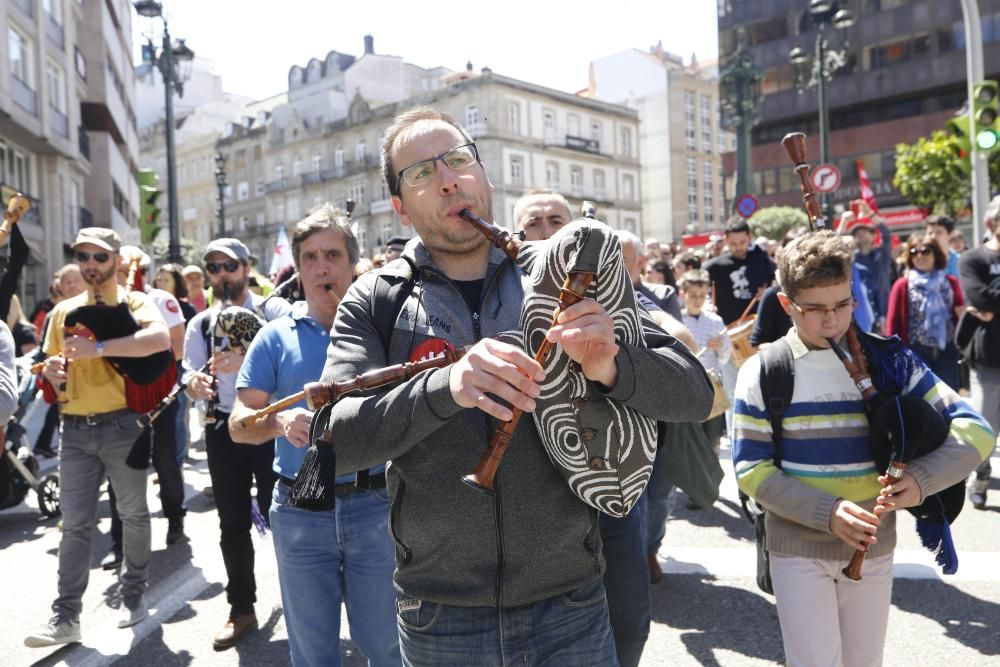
[[301, 171, 323, 186], [322, 166, 346, 180], [264, 179, 286, 194], [564, 135, 601, 155], [467, 121, 488, 138], [369, 199, 393, 215], [45, 14, 64, 50], [49, 107, 69, 138], [78, 127, 90, 160], [11, 78, 37, 116]]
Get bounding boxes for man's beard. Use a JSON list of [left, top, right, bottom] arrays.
[[83, 264, 117, 288], [211, 276, 247, 302]]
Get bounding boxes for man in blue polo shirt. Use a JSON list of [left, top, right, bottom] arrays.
[[230, 205, 400, 666]]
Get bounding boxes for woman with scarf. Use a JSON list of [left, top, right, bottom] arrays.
[[886, 233, 965, 389]]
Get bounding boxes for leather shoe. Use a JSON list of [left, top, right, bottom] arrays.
[[166, 518, 187, 545], [101, 548, 123, 571], [212, 613, 257, 651], [647, 553, 663, 584]]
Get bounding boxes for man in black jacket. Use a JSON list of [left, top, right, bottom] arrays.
[[959, 195, 1000, 509]]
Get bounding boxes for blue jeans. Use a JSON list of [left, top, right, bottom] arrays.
[[174, 388, 189, 467], [396, 578, 618, 666], [600, 496, 650, 667], [271, 481, 400, 666], [645, 436, 676, 556]]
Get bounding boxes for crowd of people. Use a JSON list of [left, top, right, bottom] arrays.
[[2, 106, 996, 666]]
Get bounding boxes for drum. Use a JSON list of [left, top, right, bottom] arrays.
[[727, 316, 757, 369]]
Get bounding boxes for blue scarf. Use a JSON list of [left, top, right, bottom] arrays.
[[908, 269, 948, 350]]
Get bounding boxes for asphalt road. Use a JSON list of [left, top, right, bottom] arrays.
[[2, 400, 999, 666]]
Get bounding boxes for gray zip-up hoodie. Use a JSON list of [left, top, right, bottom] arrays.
[[321, 241, 712, 608]]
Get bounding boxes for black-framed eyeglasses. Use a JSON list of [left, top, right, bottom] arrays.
[[395, 143, 480, 193], [205, 259, 240, 274], [789, 297, 857, 319], [909, 246, 933, 257], [75, 250, 111, 264]]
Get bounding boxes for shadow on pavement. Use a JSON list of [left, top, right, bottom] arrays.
[[675, 495, 755, 542], [892, 579, 1000, 656], [0, 508, 56, 550], [651, 573, 783, 665]]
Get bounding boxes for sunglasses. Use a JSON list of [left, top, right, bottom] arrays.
[[205, 260, 241, 274], [909, 247, 933, 257], [75, 250, 111, 264]]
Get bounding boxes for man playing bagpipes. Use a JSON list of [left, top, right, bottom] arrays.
[[25, 227, 171, 648], [732, 231, 994, 666], [319, 108, 713, 665], [182, 238, 291, 650], [228, 208, 400, 665]]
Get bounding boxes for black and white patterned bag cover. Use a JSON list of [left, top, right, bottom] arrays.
[[501, 219, 658, 518]]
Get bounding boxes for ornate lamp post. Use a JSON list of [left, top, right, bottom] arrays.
[[134, 0, 194, 263], [720, 25, 763, 211], [214, 152, 227, 237], [789, 0, 855, 170]]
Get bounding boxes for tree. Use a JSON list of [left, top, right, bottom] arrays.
[[893, 131, 971, 215], [748, 206, 809, 241]]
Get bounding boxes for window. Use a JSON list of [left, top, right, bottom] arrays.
[[704, 192, 714, 224], [703, 161, 714, 193], [256, 211, 265, 227], [510, 156, 523, 186], [292, 157, 302, 177], [349, 181, 365, 207], [622, 174, 635, 201], [570, 166, 583, 196], [545, 161, 559, 188], [237, 181, 249, 201], [623, 217, 636, 232], [590, 120, 602, 142], [684, 91, 696, 151], [466, 105, 479, 131], [543, 109, 556, 140], [355, 141, 365, 162], [700, 97, 713, 154], [593, 170, 606, 199], [238, 215, 248, 232], [275, 164, 284, 183], [507, 103, 520, 134], [312, 153, 322, 174], [44, 0, 63, 24], [620, 128, 632, 157], [288, 197, 300, 222], [13, 151, 29, 193], [255, 179, 264, 197], [567, 114, 580, 137], [275, 202, 285, 221], [46, 60, 66, 113], [334, 147, 344, 168], [8, 27, 32, 85]]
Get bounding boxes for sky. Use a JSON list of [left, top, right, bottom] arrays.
[[131, 0, 720, 100]]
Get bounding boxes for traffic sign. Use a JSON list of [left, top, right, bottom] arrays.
[[735, 193, 759, 219], [811, 164, 841, 193]]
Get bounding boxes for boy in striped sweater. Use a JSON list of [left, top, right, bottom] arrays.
[[732, 231, 993, 666]]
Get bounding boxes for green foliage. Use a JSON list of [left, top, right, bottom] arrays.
[[748, 206, 809, 241], [893, 131, 971, 216], [151, 235, 202, 266]]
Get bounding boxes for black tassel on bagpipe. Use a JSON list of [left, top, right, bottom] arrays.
[[287, 402, 336, 511]]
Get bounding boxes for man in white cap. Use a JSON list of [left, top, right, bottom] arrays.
[[183, 238, 291, 650], [25, 227, 170, 647]]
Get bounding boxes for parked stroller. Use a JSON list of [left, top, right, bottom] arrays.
[[0, 357, 59, 518]]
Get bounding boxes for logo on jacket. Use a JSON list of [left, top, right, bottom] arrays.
[[410, 338, 457, 364]]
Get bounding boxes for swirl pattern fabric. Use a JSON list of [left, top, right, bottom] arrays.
[[505, 220, 657, 517]]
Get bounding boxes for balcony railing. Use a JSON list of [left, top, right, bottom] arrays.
[[467, 121, 488, 138], [11, 78, 37, 116], [301, 171, 323, 186], [322, 166, 346, 180], [264, 179, 285, 194], [49, 107, 68, 138], [78, 127, 90, 160], [45, 14, 64, 50]]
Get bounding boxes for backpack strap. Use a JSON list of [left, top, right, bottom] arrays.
[[740, 338, 794, 523], [369, 256, 417, 353]]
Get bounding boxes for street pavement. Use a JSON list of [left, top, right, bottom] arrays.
[[2, 399, 999, 666]]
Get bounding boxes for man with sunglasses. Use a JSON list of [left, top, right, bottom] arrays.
[[182, 238, 291, 651], [25, 228, 170, 648], [320, 107, 711, 664]]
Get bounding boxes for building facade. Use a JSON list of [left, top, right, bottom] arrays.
[[215, 68, 641, 269], [587, 45, 735, 242], [718, 0, 1000, 228], [0, 0, 138, 305]]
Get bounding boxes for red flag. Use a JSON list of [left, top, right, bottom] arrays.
[[856, 159, 879, 212]]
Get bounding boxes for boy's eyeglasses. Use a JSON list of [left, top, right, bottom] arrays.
[[396, 143, 479, 193], [789, 298, 856, 319], [75, 251, 111, 264], [205, 260, 240, 274]]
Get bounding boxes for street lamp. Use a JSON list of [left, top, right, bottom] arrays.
[[720, 25, 763, 211], [214, 152, 227, 237], [134, 0, 194, 263], [789, 0, 855, 171]]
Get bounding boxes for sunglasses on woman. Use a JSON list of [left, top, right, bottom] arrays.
[[205, 260, 241, 274], [909, 246, 933, 257]]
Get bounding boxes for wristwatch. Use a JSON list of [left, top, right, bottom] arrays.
[[95, 341, 105, 356]]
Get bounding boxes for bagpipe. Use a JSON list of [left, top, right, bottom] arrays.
[[782, 131, 963, 577], [289, 207, 659, 517]]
